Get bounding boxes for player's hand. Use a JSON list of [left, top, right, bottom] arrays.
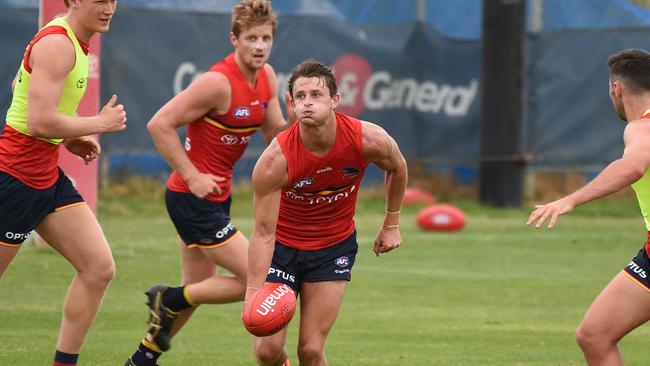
[[63, 136, 101, 164], [373, 226, 401, 257], [242, 286, 259, 318], [284, 91, 297, 125], [186, 172, 225, 199], [98, 94, 127, 133], [527, 197, 576, 228]]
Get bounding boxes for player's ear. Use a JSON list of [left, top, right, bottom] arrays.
[[331, 93, 340, 110], [611, 80, 624, 98], [229, 32, 238, 48]]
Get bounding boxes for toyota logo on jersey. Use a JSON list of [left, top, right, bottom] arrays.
[[221, 134, 239, 145]]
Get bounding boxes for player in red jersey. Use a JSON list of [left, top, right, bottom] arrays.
[[124, 1, 295, 365], [245, 59, 407, 365], [0, 1, 126, 365]]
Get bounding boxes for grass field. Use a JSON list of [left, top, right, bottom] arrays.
[[1, 180, 649, 365]]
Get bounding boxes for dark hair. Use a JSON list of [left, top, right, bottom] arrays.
[[288, 59, 338, 98], [608, 48, 650, 92], [231, 0, 277, 38], [64, 0, 69, 7]]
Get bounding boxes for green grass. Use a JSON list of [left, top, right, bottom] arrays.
[[1, 181, 649, 365]]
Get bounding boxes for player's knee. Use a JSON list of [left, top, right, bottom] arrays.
[[253, 342, 283, 364], [297, 343, 324, 362], [82, 258, 115, 288], [576, 324, 612, 351]]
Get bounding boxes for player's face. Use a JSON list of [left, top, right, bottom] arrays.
[[72, 0, 117, 34], [291, 77, 339, 127], [232, 23, 274, 71], [609, 78, 627, 121]]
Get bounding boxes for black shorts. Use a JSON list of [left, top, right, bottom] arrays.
[[265, 231, 358, 293], [0, 169, 84, 247], [623, 245, 650, 291], [165, 189, 239, 248]]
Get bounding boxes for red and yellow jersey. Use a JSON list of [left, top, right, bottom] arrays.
[[167, 53, 271, 202], [0, 17, 89, 189], [276, 113, 368, 250]]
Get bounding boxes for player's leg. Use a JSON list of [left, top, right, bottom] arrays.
[[0, 171, 50, 279], [187, 231, 248, 304], [0, 245, 20, 279], [253, 326, 290, 366], [170, 238, 218, 336], [126, 239, 218, 366], [136, 192, 246, 355], [296, 281, 347, 366], [36, 203, 115, 355], [576, 270, 650, 365]]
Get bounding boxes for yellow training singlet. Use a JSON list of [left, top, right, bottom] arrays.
[[5, 16, 89, 144], [631, 108, 650, 230]]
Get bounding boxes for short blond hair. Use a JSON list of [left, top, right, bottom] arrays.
[[231, 0, 277, 38]]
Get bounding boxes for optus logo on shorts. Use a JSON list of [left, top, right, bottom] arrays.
[[627, 261, 647, 279], [215, 223, 235, 239], [5, 231, 31, 241]]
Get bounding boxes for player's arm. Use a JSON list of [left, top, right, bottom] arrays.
[[528, 120, 650, 228], [362, 121, 408, 256], [246, 140, 288, 299], [259, 64, 296, 143], [147, 72, 230, 198], [62, 136, 101, 165], [27, 35, 126, 138]]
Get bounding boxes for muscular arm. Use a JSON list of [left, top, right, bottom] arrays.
[[27, 35, 125, 138], [246, 140, 288, 299], [528, 120, 650, 228], [362, 121, 408, 255], [259, 64, 296, 143], [147, 72, 230, 198]]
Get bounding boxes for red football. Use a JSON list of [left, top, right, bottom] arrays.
[[403, 187, 436, 205], [242, 283, 296, 337], [416, 204, 466, 232]]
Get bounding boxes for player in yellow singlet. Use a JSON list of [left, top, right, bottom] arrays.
[[528, 49, 650, 366], [0, 1, 126, 365]]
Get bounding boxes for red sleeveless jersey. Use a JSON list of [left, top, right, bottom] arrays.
[[167, 53, 271, 202], [275, 113, 368, 250]]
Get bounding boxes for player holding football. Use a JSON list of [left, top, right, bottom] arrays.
[[528, 48, 650, 365], [123, 1, 295, 365], [246, 59, 407, 366], [0, 1, 125, 365]]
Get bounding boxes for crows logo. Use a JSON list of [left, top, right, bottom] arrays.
[[341, 167, 360, 179]]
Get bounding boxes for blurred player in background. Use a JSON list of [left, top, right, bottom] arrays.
[[246, 59, 407, 366], [528, 48, 650, 366], [0, 1, 126, 365], [123, 1, 295, 365]]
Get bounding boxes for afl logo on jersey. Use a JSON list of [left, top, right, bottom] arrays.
[[233, 106, 251, 119], [292, 177, 314, 190]]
